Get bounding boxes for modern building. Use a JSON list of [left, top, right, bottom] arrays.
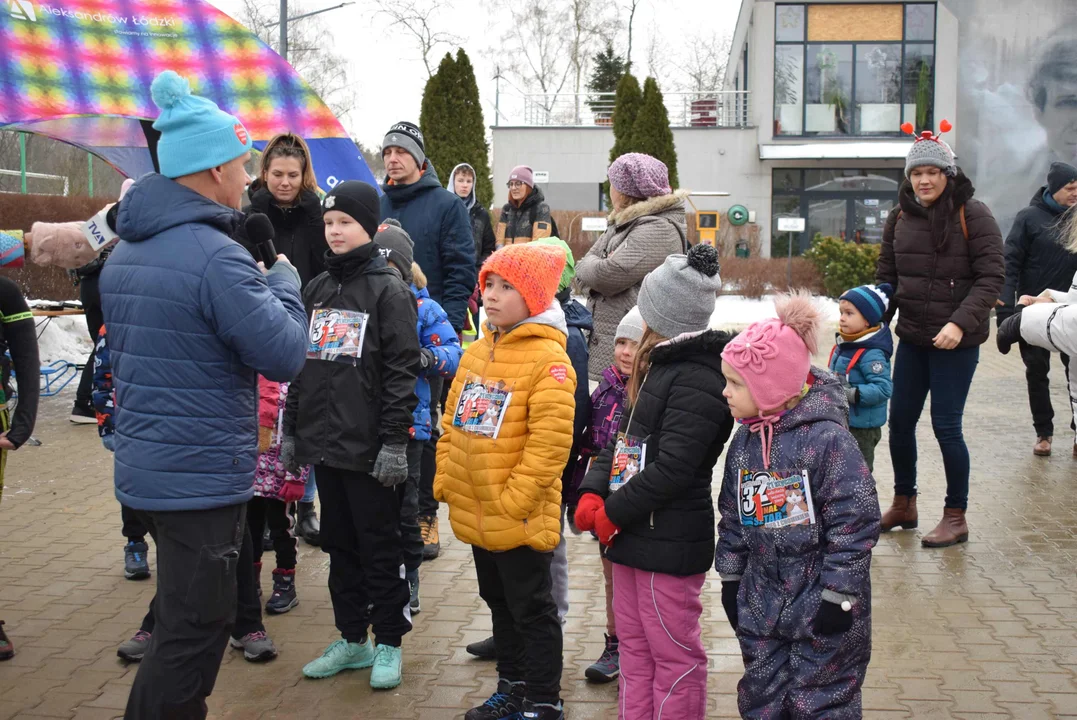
[[490, 0, 1076, 256]]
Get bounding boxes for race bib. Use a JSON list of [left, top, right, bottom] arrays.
[[738, 469, 816, 529], [307, 308, 369, 362], [453, 376, 512, 439], [609, 433, 646, 493]]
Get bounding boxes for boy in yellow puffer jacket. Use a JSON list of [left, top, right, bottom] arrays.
[[435, 242, 576, 720]]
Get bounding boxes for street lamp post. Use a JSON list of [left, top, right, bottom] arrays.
[[267, 1, 355, 63]]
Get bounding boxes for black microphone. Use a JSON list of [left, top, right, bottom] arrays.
[[244, 213, 277, 269]]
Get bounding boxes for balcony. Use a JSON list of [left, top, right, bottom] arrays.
[[513, 91, 753, 129]]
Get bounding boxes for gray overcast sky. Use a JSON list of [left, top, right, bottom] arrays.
[[207, 0, 741, 147]]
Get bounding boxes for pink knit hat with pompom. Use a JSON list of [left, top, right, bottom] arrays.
[[721, 291, 823, 412]]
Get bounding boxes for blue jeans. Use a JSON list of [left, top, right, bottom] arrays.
[[301, 467, 317, 503], [888, 342, 979, 510]]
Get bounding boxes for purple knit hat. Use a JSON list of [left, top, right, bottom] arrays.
[[508, 165, 534, 188], [608, 153, 671, 199]]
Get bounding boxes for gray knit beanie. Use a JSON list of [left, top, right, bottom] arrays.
[[637, 244, 722, 338], [375, 218, 415, 283], [905, 136, 955, 177], [382, 121, 426, 168], [615, 306, 645, 343]]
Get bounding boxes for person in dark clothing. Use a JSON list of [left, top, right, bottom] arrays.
[[876, 123, 1004, 549], [282, 181, 419, 689], [447, 162, 496, 337], [237, 132, 328, 546], [0, 275, 40, 661], [100, 72, 308, 719], [998, 161, 1077, 456], [379, 121, 476, 560], [495, 165, 559, 246], [71, 256, 107, 424]]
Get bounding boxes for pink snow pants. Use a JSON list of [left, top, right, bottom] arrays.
[[612, 563, 708, 720]]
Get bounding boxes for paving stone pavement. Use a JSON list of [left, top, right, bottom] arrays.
[[3, 335, 1077, 719]]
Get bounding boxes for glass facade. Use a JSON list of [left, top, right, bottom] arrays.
[[774, 3, 936, 137], [771, 168, 903, 255]]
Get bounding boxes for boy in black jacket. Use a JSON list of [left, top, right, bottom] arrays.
[[281, 181, 420, 690], [448, 163, 496, 336]]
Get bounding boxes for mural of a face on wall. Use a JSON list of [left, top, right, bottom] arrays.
[[947, 0, 1077, 235]]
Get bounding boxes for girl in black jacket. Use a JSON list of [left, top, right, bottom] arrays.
[[281, 181, 419, 690], [575, 244, 730, 720]]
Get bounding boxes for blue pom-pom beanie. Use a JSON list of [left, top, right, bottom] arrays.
[[150, 71, 253, 179], [839, 283, 894, 327]]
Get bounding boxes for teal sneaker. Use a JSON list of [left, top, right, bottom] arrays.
[[302, 638, 375, 679], [369, 644, 402, 689]]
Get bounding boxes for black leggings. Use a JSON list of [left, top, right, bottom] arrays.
[[247, 496, 297, 570]]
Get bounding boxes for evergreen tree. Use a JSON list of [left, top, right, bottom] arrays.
[[587, 43, 628, 114], [419, 49, 494, 208], [605, 72, 642, 201], [628, 77, 679, 189]]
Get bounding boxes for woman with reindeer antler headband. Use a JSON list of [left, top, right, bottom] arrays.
[[875, 120, 1005, 549]]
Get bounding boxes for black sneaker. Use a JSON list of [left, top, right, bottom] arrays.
[[520, 699, 565, 720], [124, 541, 151, 580], [297, 501, 320, 546], [70, 404, 96, 425], [265, 569, 298, 614], [464, 679, 525, 720], [465, 635, 496, 660], [0, 621, 14, 660]]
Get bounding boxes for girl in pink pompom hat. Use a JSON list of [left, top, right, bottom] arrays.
[[716, 291, 881, 720]]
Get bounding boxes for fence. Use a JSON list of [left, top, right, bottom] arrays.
[[518, 91, 752, 128]]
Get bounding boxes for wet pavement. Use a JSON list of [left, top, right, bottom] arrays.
[[2, 335, 1077, 719]]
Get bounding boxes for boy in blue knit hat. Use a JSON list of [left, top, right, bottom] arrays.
[[829, 283, 895, 471]]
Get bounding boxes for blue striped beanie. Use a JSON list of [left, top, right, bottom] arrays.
[[839, 283, 893, 327]]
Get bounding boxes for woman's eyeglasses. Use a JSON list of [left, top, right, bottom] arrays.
[[507, 181, 526, 189]]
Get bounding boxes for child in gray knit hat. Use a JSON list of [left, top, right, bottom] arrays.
[[637, 243, 722, 338]]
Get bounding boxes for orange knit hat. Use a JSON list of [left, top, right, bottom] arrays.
[[479, 243, 567, 317]]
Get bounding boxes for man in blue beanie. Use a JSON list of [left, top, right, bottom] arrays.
[[99, 70, 309, 719]]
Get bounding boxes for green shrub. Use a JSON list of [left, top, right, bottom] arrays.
[[803, 234, 880, 298]]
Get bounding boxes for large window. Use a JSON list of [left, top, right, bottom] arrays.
[[772, 168, 903, 256], [774, 3, 935, 137]]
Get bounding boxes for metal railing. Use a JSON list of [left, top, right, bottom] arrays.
[[519, 91, 752, 128]]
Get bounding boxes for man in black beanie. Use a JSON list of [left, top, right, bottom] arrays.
[[378, 121, 476, 561], [1000, 161, 1077, 456]]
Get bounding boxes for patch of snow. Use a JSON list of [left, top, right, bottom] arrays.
[[35, 314, 93, 365], [710, 295, 840, 331]]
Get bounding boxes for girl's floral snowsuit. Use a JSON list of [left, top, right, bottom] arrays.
[[716, 370, 881, 720], [256, 377, 309, 498]]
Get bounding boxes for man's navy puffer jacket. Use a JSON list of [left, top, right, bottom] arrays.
[[100, 174, 308, 512]]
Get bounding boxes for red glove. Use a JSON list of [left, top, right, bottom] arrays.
[[594, 507, 620, 547], [278, 480, 305, 504], [574, 493, 603, 532]]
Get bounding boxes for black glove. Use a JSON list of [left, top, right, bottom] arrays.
[[419, 348, 438, 372], [844, 385, 859, 406], [995, 304, 1015, 328], [812, 599, 853, 636], [996, 308, 1023, 356], [721, 581, 740, 632]]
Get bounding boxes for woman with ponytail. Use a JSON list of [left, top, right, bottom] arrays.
[[576, 243, 732, 720], [717, 292, 881, 720]]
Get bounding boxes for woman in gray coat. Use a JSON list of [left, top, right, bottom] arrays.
[[576, 153, 689, 380]]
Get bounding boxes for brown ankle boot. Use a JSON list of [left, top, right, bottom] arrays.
[[1034, 436, 1052, 456], [921, 508, 969, 548], [880, 494, 918, 532]]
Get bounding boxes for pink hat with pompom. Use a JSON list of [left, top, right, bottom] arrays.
[[721, 291, 823, 412]]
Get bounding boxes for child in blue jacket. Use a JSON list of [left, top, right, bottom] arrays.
[[828, 283, 894, 471], [376, 220, 462, 614]]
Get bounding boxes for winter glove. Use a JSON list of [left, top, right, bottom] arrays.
[[278, 479, 306, 504], [419, 347, 438, 372], [812, 599, 854, 636], [594, 507, 620, 547], [279, 435, 300, 477], [995, 303, 1015, 327], [101, 434, 115, 453], [574, 493, 604, 532], [721, 580, 740, 632], [844, 385, 859, 406], [372, 443, 409, 488], [996, 308, 1023, 356]]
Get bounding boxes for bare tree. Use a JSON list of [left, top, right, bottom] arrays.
[[240, 0, 357, 126], [673, 32, 732, 92], [373, 0, 461, 78], [567, 0, 621, 122], [623, 0, 641, 69]]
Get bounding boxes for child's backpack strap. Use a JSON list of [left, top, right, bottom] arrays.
[[839, 348, 868, 378], [959, 205, 968, 240]]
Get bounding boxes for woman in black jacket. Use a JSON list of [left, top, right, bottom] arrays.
[[575, 244, 729, 720], [241, 133, 328, 542]]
